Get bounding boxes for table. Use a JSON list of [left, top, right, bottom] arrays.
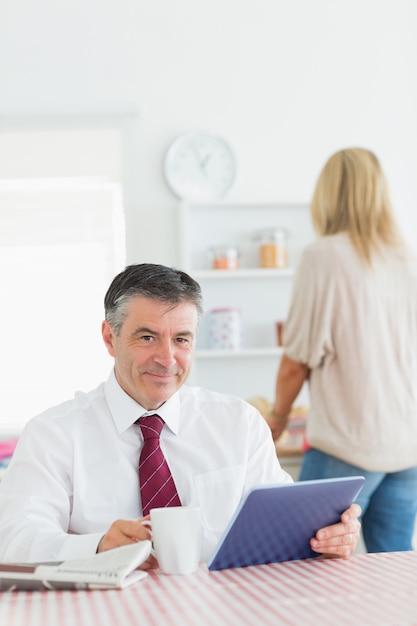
[[1, 551, 417, 626]]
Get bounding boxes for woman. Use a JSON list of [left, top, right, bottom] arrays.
[[267, 147, 417, 552]]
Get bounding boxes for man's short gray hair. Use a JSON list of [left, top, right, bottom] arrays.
[[104, 263, 203, 335]]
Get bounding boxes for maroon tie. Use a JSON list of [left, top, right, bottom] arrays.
[[137, 414, 181, 515]]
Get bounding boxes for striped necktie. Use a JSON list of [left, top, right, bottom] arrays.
[[137, 414, 181, 515]]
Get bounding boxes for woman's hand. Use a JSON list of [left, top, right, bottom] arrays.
[[264, 410, 290, 441]]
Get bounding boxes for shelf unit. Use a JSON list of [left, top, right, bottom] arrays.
[[178, 201, 314, 401]]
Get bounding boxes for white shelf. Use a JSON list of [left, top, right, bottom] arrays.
[[195, 347, 283, 359], [191, 268, 294, 279], [179, 200, 313, 400], [180, 201, 308, 211]]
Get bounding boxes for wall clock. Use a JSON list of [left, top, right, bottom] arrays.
[[163, 131, 237, 201]]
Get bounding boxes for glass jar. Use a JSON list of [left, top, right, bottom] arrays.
[[208, 245, 239, 270], [254, 228, 288, 269]]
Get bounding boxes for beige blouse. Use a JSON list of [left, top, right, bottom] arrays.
[[284, 233, 417, 472]]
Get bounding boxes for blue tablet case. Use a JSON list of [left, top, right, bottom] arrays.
[[207, 476, 365, 571]]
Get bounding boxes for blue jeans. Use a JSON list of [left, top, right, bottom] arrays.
[[299, 448, 417, 552]]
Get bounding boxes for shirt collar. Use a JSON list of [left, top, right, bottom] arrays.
[[104, 369, 181, 435]]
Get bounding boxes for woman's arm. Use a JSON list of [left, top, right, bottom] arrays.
[[266, 353, 310, 440]]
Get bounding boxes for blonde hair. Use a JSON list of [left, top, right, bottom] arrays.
[[310, 148, 404, 264]]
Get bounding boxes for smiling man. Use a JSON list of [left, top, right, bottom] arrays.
[[0, 264, 361, 566], [102, 296, 197, 411]]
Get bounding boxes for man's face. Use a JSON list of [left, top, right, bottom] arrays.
[[102, 296, 198, 410]]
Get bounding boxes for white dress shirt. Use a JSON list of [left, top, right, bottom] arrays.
[[0, 370, 291, 563]]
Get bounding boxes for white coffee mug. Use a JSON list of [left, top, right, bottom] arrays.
[[142, 506, 202, 575]]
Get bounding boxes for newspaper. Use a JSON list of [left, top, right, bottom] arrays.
[[0, 540, 152, 591]]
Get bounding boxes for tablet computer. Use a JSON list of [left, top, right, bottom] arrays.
[[207, 476, 365, 571]]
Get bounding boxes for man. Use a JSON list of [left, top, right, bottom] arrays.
[[0, 264, 360, 566]]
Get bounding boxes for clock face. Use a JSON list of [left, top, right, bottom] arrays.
[[164, 132, 236, 201]]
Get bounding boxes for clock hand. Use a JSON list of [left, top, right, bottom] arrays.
[[200, 153, 211, 173], [191, 145, 202, 165]]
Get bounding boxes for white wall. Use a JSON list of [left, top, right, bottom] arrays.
[[1, 0, 416, 263]]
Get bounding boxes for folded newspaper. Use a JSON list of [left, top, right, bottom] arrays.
[[0, 540, 152, 591]]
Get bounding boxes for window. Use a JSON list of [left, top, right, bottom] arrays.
[[0, 178, 125, 433], [0, 120, 131, 434]]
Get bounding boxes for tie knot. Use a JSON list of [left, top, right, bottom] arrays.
[[137, 414, 164, 440]]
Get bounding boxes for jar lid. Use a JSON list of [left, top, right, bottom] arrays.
[[208, 245, 239, 258], [253, 228, 288, 242]]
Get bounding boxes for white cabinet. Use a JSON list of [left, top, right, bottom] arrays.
[[178, 202, 314, 402]]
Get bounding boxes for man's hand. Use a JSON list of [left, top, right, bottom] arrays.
[[96, 516, 158, 570], [310, 503, 362, 559]]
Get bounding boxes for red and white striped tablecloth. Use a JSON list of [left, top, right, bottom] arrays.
[[1, 551, 417, 626]]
